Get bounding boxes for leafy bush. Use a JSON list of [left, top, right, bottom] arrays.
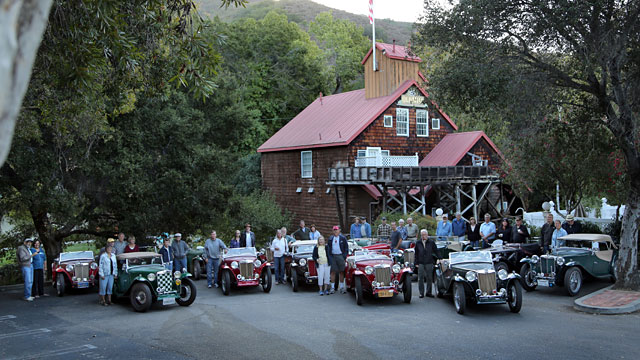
[[581, 221, 602, 234], [603, 220, 622, 243], [0, 264, 22, 286], [372, 212, 437, 235]]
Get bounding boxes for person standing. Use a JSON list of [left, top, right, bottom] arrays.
[[562, 214, 582, 235], [397, 219, 408, 242], [377, 217, 391, 243], [312, 236, 331, 295], [240, 223, 256, 248], [479, 214, 496, 248], [98, 244, 117, 306], [451, 213, 467, 242], [17, 238, 35, 301], [281, 227, 294, 250], [204, 231, 227, 288], [467, 217, 481, 248], [495, 219, 512, 244], [389, 222, 402, 252], [415, 229, 441, 298], [292, 220, 310, 240], [123, 235, 139, 253], [540, 214, 554, 253], [350, 217, 361, 239], [436, 214, 453, 240], [230, 230, 241, 248], [360, 217, 372, 238], [158, 238, 174, 271], [405, 217, 419, 242], [114, 232, 127, 255], [512, 216, 530, 243], [551, 220, 568, 250], [327, 225, 348, 294], [30, 240, 47, 298], [98, 238, 115, 260], [171, 233, 190, 272], [270, 230, 287, 284], [309, 224, 321, 240]]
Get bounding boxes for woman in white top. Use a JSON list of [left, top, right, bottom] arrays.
[[99, 244, 118, 306], [270, 230, 287, 284]]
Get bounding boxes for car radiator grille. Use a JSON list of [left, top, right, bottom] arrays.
[[307, 259, 317, 276], [477, 271, 497, 294], [404, 250, 415, 265], [375, 267, 391, 286], [541, 257, 555, 275], [75, 264, 89, 281], [157, 272, 173, 294], [240, 262, 254, 279]]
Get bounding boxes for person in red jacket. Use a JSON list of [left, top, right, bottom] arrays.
[[124, 235, 139, 253]]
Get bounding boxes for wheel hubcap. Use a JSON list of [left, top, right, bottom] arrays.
[[136, 292, 146, 304], [510, 286, 517, 306], [570, 272, 580, 291], [455, 288, 461, 309]]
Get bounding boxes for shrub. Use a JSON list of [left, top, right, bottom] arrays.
[[372, 212, 437, 236], [581, 221, 602, 234]]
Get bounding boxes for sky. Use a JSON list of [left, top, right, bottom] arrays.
[[309, 0, 427, 23]]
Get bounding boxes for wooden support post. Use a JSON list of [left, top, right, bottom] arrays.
[[343, 186, 349, 228], [472, 184, 478, 221], [421, 186, 426, 216], [499, 181, 504, 216], [455, 183, 461, 215], [402, 187, 407, 215], [382, 185, 387, 213], [334, 185, 344, 231]]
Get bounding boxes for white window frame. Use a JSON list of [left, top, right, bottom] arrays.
[[383, 115, 393, 127], [396, 108, 409, 137], [431, 117, 441, 130], [301, 151, 312, 178], [381, 150, 390, 157], [416, 109, 429, 137]]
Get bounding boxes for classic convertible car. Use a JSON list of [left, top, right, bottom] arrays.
[[482, 240, 543, 274], [285, 240, 318, 292], [52, 251, 99, 296], [519, 234, 617, 296], [435, 251, 523, 314], [345, 250, 413, 305], [113, 252, 197, 312], [186, 247, 205, 280], [218, 247, 272, 295]]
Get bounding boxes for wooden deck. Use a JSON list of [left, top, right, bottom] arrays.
[[327, 166, 497, 185]]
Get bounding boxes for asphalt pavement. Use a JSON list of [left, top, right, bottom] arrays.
[[0, 276, 638, 360]]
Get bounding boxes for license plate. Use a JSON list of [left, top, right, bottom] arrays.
[[378, 290, 393, 298], [538, 279, 549, 287], [162, 297, 176, 306], [77, 282, 89, 289]]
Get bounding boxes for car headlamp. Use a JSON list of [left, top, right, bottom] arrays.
[[254, 260, 261, 268], [465, 271, 477, 282], [299, 258, 307, 267], [531, 255, 539, 264], [497, 269, 508, 280], [66, 264, 74, 272], [147, 273, 156, 281], [174, 271, 181, 279], [231, 261, 238, 269], [90, 262, 98, 270], [392, 264, 401, 273], [556, 257, 565, 266], [364, 266, 373, 275]]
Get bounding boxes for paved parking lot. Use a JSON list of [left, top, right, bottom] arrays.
[[1, 276, 638, 360]]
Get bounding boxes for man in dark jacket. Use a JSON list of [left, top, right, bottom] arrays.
[[414, 229, 441, 298], [512, 216, 530, 243], [292, 220, 310, 240], [562, 214, 582, 235], [326, 225, 349, 294], [158, 238, 174, 271], [540, 213, 554, 253], [240, 223, 256, 248]]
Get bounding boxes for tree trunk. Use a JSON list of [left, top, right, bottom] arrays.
[[31, 210, 59, 274], [614, 175, 640, 290]]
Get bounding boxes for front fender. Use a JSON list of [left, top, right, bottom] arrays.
[[520, 258, 532, 264], [353, 270, 364, 276], [54, 268, 72, 282], [506, 272, 521, 280]]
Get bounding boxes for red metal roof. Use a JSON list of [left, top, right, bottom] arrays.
[[258, 80, 456, 153], [419, 131, 502, 166], [361, 43, 422, 65]]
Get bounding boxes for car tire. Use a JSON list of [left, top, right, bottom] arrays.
[[193, 261, 202, 281], [176, 278, 197, 306], [454, 282, 466, 315], [355, 276, 363, 306], [221, 270, 231, 296], [507, 280, 523, 313], [495, 261, 509, 273], [56, 273, 65, 297], [564, 267, 582, 297], [519, 263, 537, 292], [261, 268, 272, 293], [402, 275, 412, 303], [291, 269, 299, 292], [130, 283, 152, 312]]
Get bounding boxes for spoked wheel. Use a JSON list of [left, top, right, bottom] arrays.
[[221, 270, 231, 296], [402, 276, 412, 303], [130, 283, 152, 312], [454, 282, 466, 315], [291, 270, 299, 292], [564, 267, 583, 297], [519, 264, 537, 292], [56, 273, 65, 297], [176, 278, 197, 306], [354, 276, 363, 306], [261, 268, 272, 293], [507, 280, 523, 313]]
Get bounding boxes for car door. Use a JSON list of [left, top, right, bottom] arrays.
[[592, 242, 613, 276]]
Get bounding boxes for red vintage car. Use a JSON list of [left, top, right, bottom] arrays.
[[345, 250, 413, 305], [219, 247, 272, 295], [52, 250, 99, 296]]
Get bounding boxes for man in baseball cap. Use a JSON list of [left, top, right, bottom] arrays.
[[17, 238, 35, 301]]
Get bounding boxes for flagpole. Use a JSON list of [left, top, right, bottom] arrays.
[[371, 1, 376, 71]]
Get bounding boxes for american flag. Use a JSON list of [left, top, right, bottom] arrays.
[[368, 0, 374, 24]]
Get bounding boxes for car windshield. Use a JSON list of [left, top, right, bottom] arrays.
[[449, 251, 492, 264], [352, 250, 389, 261], [60, 251, 94, 262], [295, 245, 314, 254], [127, 256, 163, 266], [226, 247, 256, 257]]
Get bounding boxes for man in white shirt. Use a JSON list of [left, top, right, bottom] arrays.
[[270, 230, 287, 284], [480, 214, 496, 248]]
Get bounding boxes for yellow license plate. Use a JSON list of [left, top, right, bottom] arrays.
[[378, 290, 393, 298]]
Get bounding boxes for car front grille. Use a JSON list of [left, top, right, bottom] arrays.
[[157, 271, 173, 294], [403, 250, 415, 265], [240, 261, 254, 279], [307, 259, 317, 276], [477, 271, 497, 294], [375, 266, 391, 286], [75, 264, 89, 281], [540, 256, 555, 275]]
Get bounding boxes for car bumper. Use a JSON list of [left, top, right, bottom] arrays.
[[236, 279, 260, 287], [372, 286, 398, 298], [476, 294, 508, 304], [72, 280, 96, 289]]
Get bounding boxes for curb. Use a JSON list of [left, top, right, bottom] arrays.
[[0, 281, 53, 292], [574, 285, 640, 315]]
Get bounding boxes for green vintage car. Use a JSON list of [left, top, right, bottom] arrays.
[[519, 234, 618, 296], [114, 252, 197, 312], [186, 246, 205, 280]]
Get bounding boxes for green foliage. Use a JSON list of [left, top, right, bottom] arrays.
[[371, 212, 437, 234], [581, 222, 603, 235]]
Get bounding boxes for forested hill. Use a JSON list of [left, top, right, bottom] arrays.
[[196, 0, 414, 44]]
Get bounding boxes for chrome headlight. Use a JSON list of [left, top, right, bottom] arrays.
[[392, 264, 401, 273], [254, 260, 261, 267], [531, 255, 539, 264], [556, 257, 565, 266], [498, 269, 508, 280], [465, 271, 477, 282], [231, 261, 238, 269], [299, 258, 307, 267], [147, 273, 156, 282], [66, 264, 74, 272], [173, 271, 181, 279], [364, 266, 373, 275], [90, 262, 98, 270]]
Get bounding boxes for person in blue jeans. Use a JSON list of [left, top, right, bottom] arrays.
[[158, 238, 174, 271], [30, 240, 47, 298], [270, 230, 287, 284], [99, 244, 118, 306], [204, 230, 227, 288], [171, 233, 189, 273], [17, 238, 35, 301]]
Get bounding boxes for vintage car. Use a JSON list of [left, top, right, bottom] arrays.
[[345, 250, 413, 305], [519, 233, 617, 296], [218, 247, 272, 295], [284, 240, 318, 292], [113, 252, 197, 312], [435, 250, 523, 314], [481, 240, 543, 273], [52, 250, 100, 296], [186, 246, 206, 280]]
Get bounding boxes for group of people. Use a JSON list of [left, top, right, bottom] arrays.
[[16, 238, 47, 302], [540, 213, 582, 252]]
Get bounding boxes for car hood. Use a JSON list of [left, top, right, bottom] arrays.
[[59, 259, 95, 265], [223, 256, 256, 263], [293, 253, 312, 259], [451, 262, 495, 272], [128, 265, 167, 275], [355, 259, 393, 267], [553, 248, 591, 257]]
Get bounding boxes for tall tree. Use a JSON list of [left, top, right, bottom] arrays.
[[416, 0, 640, 288]]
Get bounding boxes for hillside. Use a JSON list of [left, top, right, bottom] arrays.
[[196, 0, 414, 44]]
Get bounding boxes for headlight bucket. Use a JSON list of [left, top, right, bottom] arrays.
[[66, 264, 74, 272], [174, 271, 181, 279], [90, 262, 98, 270], [364, 266, 373, 275], [465, 271, 477, 282], [254, 260, 261, 268], [556, 257, 565, 266], [299, 258, 307, 267], [497, 269, 508, 280], [147, 273, 156, 282], [531, 255, 540, 264], [231, 261, 238, 269], [392, 264, 401, 273]]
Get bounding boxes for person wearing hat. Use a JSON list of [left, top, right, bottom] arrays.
[[562, 214, 582, 235], [171, 232, 190, 272], [17, 238, 36, 301], [327, 225, 348, 294], [360, 216, 371, 238], [240, 223, 256, 248], [512, 216, 530, 243], [436, 214, 453, 241], [98, 238, 116, 262], [377, 217, 391, 243]]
